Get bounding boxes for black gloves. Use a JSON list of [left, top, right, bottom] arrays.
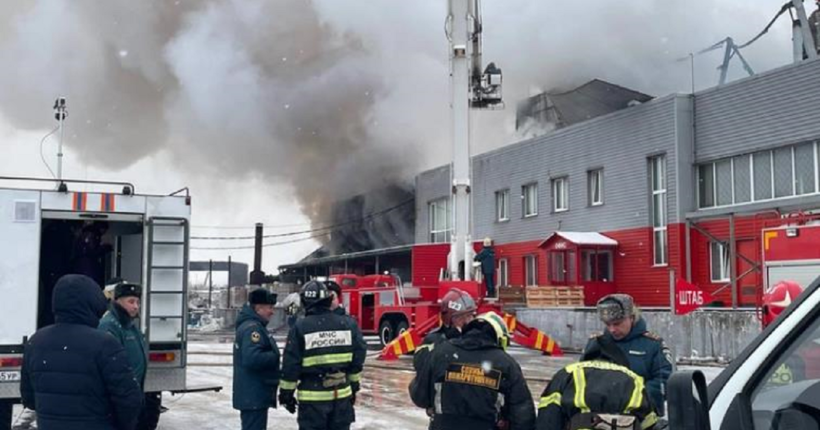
[[279, 389, 297, 414], [351, 381, 360, 405]]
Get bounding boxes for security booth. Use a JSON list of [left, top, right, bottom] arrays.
[[538, 231, 618, 306]]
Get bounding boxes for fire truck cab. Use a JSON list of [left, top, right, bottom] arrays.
[[0, 177, 206, 428], [329, 273, 440, 345]]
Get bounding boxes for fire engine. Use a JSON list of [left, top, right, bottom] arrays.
[[0, 176, 217, 429]]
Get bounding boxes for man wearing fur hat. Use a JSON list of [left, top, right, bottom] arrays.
[[233, 288, 281, 430], [99, 281, 158, 430], [584, 294, 673, 416]]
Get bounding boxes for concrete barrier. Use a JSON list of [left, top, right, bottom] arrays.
[[514, 307, 761, 362]]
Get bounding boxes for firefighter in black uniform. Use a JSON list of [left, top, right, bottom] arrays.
[[279, 281, 367, 430], [410, 311, 536, 430], [536, 338, 658, 430], [409, 288, 477, 429]]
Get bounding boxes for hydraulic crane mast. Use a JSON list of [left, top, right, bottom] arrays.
[[446, 0, 502, 281]]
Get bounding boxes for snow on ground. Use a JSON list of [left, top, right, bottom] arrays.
[[11, 336, 729, 429]]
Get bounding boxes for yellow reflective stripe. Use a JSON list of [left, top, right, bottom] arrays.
[[566, 361, 640, 381], [405, 332, 416, 351], [280, 380, 297, 390], [302, 353, 353, 367], [572, 367, 590, 413], [546, 337, 555, 353], [349, 372, 362, 382], [392, 340, 402, 355], [535, 331, 544, 350], [642, 412, 658, 429], [625, 374, 645, 413], [296, 386, 353, 402], [415, 344, 434, 354], [538, 392, 562, 409]]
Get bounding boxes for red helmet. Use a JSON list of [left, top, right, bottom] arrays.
[[762, 280, 803, 327], [440, 288, 477, 326]]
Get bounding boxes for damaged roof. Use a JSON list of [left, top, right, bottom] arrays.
[[516, 79, 653, 130]]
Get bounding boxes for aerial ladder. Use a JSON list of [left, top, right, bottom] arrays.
[[379, 0, 562, 360]]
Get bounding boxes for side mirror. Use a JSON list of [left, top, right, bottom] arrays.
[[668, 371, 711, 430]]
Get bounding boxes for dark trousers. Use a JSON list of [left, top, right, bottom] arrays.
[[0, 400, 12, 430], [136, 392, 162, 430], [483, 272, 496, 297], [240, 409, 268, 430], [297, 399, 354, 430]]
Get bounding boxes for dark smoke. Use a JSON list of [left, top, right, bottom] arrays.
[[0, 0, 799, 246]]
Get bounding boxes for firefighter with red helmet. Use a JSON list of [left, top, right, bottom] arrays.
[[410, 311, 535, 430], [409, 288, 478, 429]]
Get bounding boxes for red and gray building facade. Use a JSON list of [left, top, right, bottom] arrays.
[[415, 58, 820, 308]]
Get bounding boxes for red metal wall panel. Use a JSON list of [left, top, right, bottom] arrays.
[[412, 244, 449, 287]]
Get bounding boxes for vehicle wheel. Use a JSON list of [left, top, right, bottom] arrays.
[[395, 320, 409, 336], [379, 319, 395, 346]]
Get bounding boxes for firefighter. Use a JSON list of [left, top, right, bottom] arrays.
[[325, 281, 347, 316], [409, 288, 478, 429], [584, 294, 672, 416], [233, 288, 280, 430], [410, 311, 536, 430], [536, 338, 658, 430], [279, 281, 367, 430], [474, 237, 497, 298]]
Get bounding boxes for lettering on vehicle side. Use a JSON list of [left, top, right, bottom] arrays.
[[445, 363, 501, 390], [304, 330, 353, 350]]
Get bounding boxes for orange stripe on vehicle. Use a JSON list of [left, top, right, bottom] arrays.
[[392, 341, 402, 355], [546, 337, 555, 353], [535, 331, 544, 350], [764, 231, 778, 251]]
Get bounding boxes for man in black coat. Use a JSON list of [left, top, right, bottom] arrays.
[[20, 274, 143, 430], [410, 312, 536, 430], [232, 288, 280, 430], [474, 238, 496, 298]]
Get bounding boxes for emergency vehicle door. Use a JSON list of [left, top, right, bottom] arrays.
[[145, 217, 188, 348], [0, 191, 40, 347]]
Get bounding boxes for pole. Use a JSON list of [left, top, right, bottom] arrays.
[[730, 214, 738, 309], [685, 221, 692, 282], [228, 255, 233, 309], [208, 259, 213, 309], [54, 97, 67, 181], [669, 269, 676, 315]]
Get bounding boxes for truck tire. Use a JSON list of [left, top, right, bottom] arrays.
[[379, 319, 395, 346], [395, 320, 409, 336], [136, 392, 162, 430]]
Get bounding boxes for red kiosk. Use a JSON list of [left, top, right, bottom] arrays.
[[538, 231, 618, 306]]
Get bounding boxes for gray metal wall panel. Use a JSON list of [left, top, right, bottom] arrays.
[[415, 165, 452, 244], [695, 59, 820, 161], [415, 96, 682, 245]]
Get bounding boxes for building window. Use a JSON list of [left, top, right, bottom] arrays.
[[710, 241, 730, 283], [522, 183, 538, 217], [495, 189, 509, 222], [525, 255, 538, 286], [699, 142, 820, 209], [497, 259, 509, 287], [588, 169, 603, 206], [428, 198, 451, 243], [582, 250, 614, 282], [650, 155, 667, 266], [552, 177, 568, 212]]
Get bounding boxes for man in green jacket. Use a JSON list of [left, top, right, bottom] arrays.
[[99, 281, 157, 430]]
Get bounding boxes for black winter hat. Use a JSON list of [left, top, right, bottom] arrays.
[[114, 283, 142, 300], [249, 288, 277, 305]]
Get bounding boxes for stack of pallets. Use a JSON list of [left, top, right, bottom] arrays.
[[525, 286, 584, 308], [498, 286, 527, 308]]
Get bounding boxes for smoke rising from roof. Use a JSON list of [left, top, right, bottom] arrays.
[[0, 0, 797, 235]]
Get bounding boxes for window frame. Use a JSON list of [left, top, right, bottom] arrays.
[[497, 258, 509, 287], [588, 169, 604, 207], [495, 189, 510, 222], [650, 155, 668, 267], [522, 183, 539, 218], [552, 176, 569, 213], [524, 255, 538, 286], [710, 241, 730, 283], [428, 197, 452, 244]]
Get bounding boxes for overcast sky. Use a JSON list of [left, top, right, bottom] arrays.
[[0, 0, 800, 277]]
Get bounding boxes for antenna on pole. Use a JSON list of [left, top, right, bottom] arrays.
[[53, 97, 67, 191]]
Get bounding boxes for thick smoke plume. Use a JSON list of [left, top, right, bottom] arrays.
[[0, 0, 798, 249]]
